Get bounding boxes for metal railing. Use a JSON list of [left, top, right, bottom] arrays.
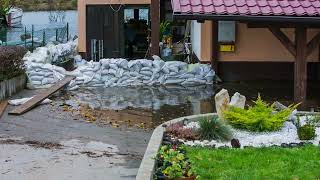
[[0, 23, 69, 52]]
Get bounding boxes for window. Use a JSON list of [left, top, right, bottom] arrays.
[[218, 21, 236, 43]]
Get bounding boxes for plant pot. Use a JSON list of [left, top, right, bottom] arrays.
[[165, 176, 196, 180]]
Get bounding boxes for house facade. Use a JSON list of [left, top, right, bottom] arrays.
[[172, 0, 320, 105], [77, 0, 160, 60]]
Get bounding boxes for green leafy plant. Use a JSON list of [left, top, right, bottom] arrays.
[[156, 145, 196, 179], [223, 95, 299, 132], [298, 124, 316, 140], [160, 20, 172, 41], [0, 0, 12, 17], [198, 116, 233, 141]]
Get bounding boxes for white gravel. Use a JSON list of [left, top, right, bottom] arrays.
[[183, 117, 320, 148]]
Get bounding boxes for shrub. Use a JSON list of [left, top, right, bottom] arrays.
[[223, 95, 299, 132], [166, 123, 198, 140], [298, 124, 316, 140], [198, 116, 233, 141], [0, 46, 27, 82]]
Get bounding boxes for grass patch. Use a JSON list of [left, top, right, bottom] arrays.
[[186, 146, 320, 180]]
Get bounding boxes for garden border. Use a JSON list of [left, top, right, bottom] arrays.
[[136, 113, 216, 180], [136, 111, 320, 180], [0, 74, 26, 101]]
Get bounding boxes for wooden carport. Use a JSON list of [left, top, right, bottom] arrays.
[[171, 0, 320, 106]]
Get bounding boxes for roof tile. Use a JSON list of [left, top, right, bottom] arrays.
[[172, 0, 320, 17]]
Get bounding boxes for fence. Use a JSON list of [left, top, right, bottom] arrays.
[[0, 23, 69, 52]]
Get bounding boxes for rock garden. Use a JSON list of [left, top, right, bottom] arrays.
[[148, 89, 320, 180]]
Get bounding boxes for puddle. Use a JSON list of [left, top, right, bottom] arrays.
[[60, 85, 216, 129], [55, 81, 320, 130]]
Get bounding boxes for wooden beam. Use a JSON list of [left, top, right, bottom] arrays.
[[211, 21, 219, 73], [269, 27, 296, 57], [307, 32, 320, 56], [150, 0, 160, 56], [9, 76, 75, 115], [294, 26, 307, 105], [248, 22, 320, 29], [0, 100, 8, 119]]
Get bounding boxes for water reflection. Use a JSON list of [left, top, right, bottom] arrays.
[[66, 85, 216, 129]]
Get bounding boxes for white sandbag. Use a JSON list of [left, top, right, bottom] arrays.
[[140, 70, 153, 77], [29, 75, 44, 81], [42, 78, 55, 85], [9, 97, 52, 106]]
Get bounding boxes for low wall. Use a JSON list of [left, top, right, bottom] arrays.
[[0, 74, 26, 101], [136, 113, 216, 180]]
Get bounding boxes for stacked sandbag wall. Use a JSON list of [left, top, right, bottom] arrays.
[[24, 40, 216, 90]]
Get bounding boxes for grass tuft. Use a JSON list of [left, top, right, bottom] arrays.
[[198, 116, 233, 142]]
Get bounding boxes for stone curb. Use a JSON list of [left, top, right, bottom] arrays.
[[136, 113, 216, 180]]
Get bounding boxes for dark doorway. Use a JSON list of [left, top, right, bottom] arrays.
[[124, 7, 150, 59], [86, 5, 125, 61], [86, 5, 150, 61]]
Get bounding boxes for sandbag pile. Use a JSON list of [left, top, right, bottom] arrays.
[[24, 40, 216, 89], [69, 85, 214, 110]]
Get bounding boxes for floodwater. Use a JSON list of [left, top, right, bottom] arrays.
[[62, 81, 320, 130], [64, 85, 216, 129], [5, 10, 77, 42]]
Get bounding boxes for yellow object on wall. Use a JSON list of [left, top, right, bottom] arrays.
[[220, 44, 235, 52]]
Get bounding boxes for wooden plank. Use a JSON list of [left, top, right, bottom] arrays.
[[269, 27, 296, 57], [9, 76, 75, 115], [307, 32, 320, 56], [294, 26, 307, 105], [150, 0, 160, 56], [0, 100, 8, 119]]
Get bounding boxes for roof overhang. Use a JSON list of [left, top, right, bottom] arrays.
[[173, 13, 320, 24]]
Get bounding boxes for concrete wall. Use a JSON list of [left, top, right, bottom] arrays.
[[195, 22, 320, 62], [77, 0, 151, 53]]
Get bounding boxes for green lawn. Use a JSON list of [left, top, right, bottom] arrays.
[[186, 146, 320, 180]]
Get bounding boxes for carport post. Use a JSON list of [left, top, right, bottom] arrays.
[[150, 0, 160, 56], [294, 26, 307, 105]]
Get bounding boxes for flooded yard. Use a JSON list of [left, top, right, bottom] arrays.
[[60, 85, 216, 130], [0, 81, 319, 179]]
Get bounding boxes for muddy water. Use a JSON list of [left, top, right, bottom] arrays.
[[61, 81, 320, 130], [64, 85, 216, 129]]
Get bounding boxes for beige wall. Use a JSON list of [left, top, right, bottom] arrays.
[[199, 22, 320, 62], [78, 0, 151, 53]]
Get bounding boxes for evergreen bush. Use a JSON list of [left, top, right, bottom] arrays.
[[223, 95, 299, 132]]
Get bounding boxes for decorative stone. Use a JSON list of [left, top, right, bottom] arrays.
[[218, 146, 229, 149], [281, 143, 289, 148], [215, 89, 230, 120], [274, 101, 288, 111], [229, 92, 246, 109], [289, 143, 300, 148], [231, 139, 241, 148]]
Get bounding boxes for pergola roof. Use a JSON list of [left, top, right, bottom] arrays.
[[172, 0, 320, 23]]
